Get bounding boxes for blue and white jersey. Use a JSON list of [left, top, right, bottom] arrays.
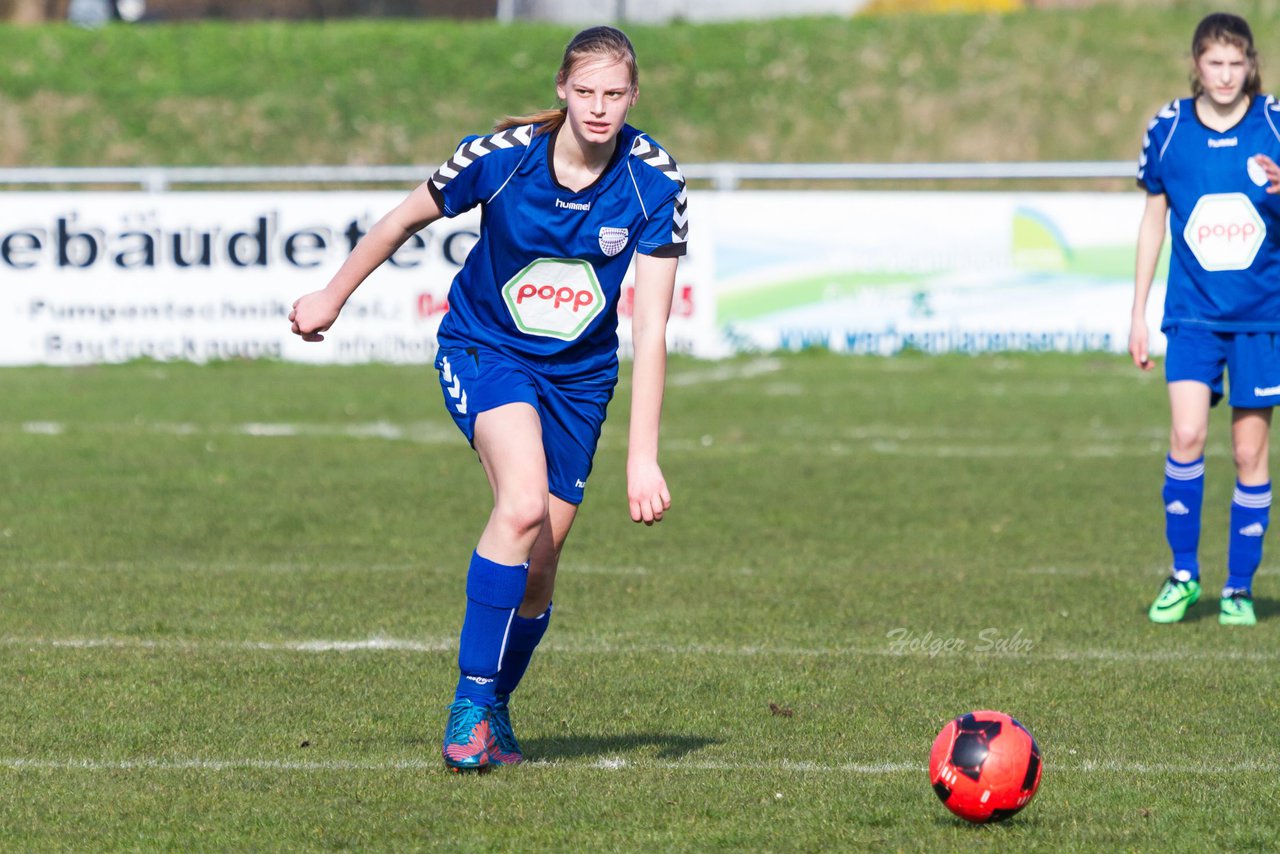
[[1138, 95, 1280, 332], [428, 122, 688, 379]]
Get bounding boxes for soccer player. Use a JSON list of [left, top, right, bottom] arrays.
[[289, 26, 687, 769], [1131, 12, 1280, 626]]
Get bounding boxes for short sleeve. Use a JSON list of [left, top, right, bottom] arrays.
[[428, 135, 491, 217], [427, 126, 534, 218], [1137, 101, 1177, 195], [637, 184, 688, 258]]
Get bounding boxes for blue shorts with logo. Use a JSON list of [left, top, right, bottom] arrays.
[[434, 344, 617, 505], [1164, 326, 1280, 408]]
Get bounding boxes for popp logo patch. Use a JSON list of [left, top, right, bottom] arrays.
[[1183, 192, 1266, 272], [502, 258, 605, 341]]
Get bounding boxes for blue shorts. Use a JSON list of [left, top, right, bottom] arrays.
[[1164, 326, 1280, 409], [434, 345, 616, 504]]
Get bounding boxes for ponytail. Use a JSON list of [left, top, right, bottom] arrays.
[[494, 107, 567, 135]]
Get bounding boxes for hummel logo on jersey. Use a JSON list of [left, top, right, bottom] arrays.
[[1166, 500, 1191, 515], [575, 479, 587, 489], [1239, 522, 1266, 537], [556, 198, 591, 211], [1207, 137, 1238, 148]]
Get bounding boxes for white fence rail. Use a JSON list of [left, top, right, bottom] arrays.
[[0, 161, 1138, 192]]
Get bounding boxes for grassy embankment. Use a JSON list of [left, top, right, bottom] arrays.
[[1, 2, 1274, 188]]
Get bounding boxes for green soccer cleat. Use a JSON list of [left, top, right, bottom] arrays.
[[1148, 576, 1201, 623], [1219, 590, 1257, 626]]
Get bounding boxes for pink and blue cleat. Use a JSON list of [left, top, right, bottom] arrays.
[[442, 698, 494, 772], [488, 698, 525, 766]]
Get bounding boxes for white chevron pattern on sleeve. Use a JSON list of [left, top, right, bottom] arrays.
[[1138, 100, 1180, 182], [628, 135, 688, 246], [430, 125, 534, 192]]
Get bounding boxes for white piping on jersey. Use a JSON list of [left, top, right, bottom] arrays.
[[1158, 99, 1180, 161], [1139, 101, 1179, 180], [625, 160, 650, 220], [487, 124, 536, 204], [1263, 95, 1280, 144]]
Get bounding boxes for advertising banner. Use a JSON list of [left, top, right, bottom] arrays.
[[0, 192, 716, 365], [701, 191, 1165, 356], [1, 189, 1160, 364]]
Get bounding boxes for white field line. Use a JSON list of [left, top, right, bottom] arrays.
[[865, 441, 1180, 459], [20, 421, 65, 435], [14, 362, 786, 444], [28, 561, 1254, 580], [0, 637, 456, 653], [16, 416, 1208, 462], [10, 561, 650, 576], [26, 561, 1259, 580], [0, 756, 1271, 775], [666, 358, 782, 387], [1011, 565, 1280, 578], [5, 635, 1280, 662], [18, 418, 1172, 445], [841, 424, 1170, 442], [18, 420, 460, 444]]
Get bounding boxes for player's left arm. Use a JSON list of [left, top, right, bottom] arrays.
[[1254, 154, 1280, 193], [626, 253, 678, 525]]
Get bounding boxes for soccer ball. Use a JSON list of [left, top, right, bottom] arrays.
[[928, 710, 1042, 824]]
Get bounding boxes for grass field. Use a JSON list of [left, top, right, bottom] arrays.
[[3, 2, 1280, 175], [2, 352, 1279, 850]]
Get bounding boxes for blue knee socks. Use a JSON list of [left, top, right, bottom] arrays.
[[496, 604, 552, 700], [454, 552, 529, 705], [1227, 481, 1271, 594], [1163, 455, 1205, 580]]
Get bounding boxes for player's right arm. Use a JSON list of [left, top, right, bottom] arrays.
[[1130, 191, 1168, 371], [290, 181, 444, 342], [1130, 101, 1177, 371]]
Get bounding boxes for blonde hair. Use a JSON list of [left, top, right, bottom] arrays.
[[495, 26, 638, 134], [1190, 12, 1261, 98]]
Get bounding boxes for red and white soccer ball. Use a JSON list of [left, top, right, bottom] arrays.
[[928, 710, 1042, 824]]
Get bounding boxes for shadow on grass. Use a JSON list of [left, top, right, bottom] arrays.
[[523, 732, 721, 762], [1251, 596, 1277, 622], [930, 814, 1040, 830]]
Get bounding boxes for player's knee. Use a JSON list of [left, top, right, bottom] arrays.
[[1169, 423, 1207, 457], [494, 492, 549, 539], [1233, 441, 1269, 477]]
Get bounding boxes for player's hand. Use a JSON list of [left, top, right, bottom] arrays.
[[626, 459, 671, 525], [289, 290, 344, 342], [1255, 154, 1280, 194], [1128, 321, 1153, 371]]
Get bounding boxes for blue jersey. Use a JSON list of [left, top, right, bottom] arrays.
[[428, 122, 688, 379], [1138, 95, 1280, 332]]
